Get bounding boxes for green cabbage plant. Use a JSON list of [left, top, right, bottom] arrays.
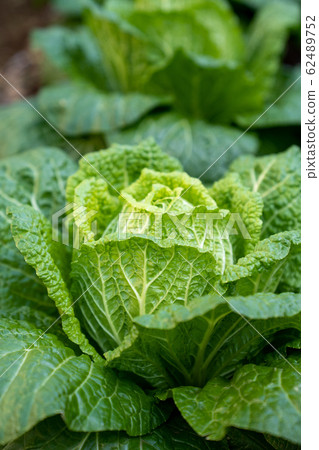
[[0, 140, 300, 448]]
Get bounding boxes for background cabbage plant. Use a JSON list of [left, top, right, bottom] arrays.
[[0, 0, 300, 182]]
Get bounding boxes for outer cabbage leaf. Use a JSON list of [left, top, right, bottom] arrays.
[[0, 101, 106, 159], [66, 139, 182, 201], [228, 147, 301, 292], [278, 255, 300, 293], [0, 102, 65, 159], [73, 177, 121, 240], [0, 101, 43, 158], [0, 298, 57, 333], [108, 112, 259, 182], [8, 205, 102, 362], [209, 172, 263, 257], [246, 1, 300, 99], [71, 236, 220, 353], [0, 148, 76, 328], [236, 66, 301, 128], [229, 146, 301, 237], [37, 83, 170, 136], [105, 292, 300, 388], [172, 363, 300, 444], [147, 50, 263, 123], [223, 231, 301, 295], [32, 26, 108, 89], [4, 414, 225, 450], [0, 319, 169, 444], [0, 147, 76, 219]]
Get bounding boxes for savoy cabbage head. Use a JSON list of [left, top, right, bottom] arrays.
[[0, 140, 300, 447]]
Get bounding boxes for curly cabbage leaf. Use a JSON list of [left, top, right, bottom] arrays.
[[105, 292, 300, 387], [0, 319, 169, 444]]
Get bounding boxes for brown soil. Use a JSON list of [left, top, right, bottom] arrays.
[[0, 0, 58, 104]]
